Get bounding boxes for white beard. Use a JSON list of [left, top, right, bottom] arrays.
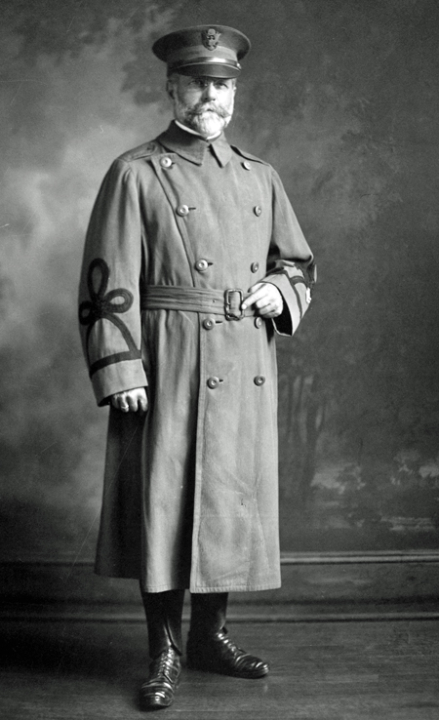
[[173, 96, 234, 138]]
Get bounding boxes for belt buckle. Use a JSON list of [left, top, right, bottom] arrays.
[[224, 289, 245, 320]]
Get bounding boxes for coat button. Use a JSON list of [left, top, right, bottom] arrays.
[[253, 206, 262, 217], [242, 161, 251, 170], [195, 259, 209, 272], [254, 375, 265, 386], [251, 262, 259, 273], [203, 318, 215, 331], [254, 317, 263, 329], [207, 376, 220, 389], [160, 156, 173, 168], [177, 204, 189, 216]]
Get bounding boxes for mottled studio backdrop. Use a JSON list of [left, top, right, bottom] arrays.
[[1, 0, 439, 561]]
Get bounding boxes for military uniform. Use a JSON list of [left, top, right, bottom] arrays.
[[79, 121, 314, 592], [78, 23, 315, 710]]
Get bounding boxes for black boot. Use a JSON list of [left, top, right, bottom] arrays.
[[139, 590, 184, 710], [187, 592, 269, 679]]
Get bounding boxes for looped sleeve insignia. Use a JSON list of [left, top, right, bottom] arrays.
[[79, 258, 141, 377]]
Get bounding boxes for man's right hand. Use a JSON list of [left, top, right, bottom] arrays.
[[110, 387, 148, 413]]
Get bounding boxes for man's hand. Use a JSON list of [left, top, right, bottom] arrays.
[[111, 387, 148, 413], [242, 282, 284, 318]]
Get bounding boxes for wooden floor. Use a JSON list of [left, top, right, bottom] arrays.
[[1, 618, 439, 719]]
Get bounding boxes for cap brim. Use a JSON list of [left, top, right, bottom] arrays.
[[168, 63, 240, 79]]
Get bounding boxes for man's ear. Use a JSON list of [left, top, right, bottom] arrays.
[[166, 80, 175, 100]]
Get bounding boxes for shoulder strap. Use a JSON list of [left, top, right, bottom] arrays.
[[118, 141, 159, 162], [230, 144, 270, 166]]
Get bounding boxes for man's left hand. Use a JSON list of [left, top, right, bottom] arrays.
[[242, 282, 284, 318]]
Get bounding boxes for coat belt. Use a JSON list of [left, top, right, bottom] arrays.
[[141, 285, 257, 320]]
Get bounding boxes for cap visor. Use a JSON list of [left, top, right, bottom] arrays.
[[170, 63, 240, 79]]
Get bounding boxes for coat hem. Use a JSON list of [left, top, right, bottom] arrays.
[[95, 568, 281, 593], [188, 582, 282, 592]]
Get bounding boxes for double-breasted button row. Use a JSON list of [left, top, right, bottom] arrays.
[[204, 315, 263, 331], [196, 258, 258, 273], [178, 200, 260, 218], [179, 201, 261, 217], [207, 375, 265, 388]]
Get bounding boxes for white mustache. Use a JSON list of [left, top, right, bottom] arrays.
[[189, 103, 230, 119]]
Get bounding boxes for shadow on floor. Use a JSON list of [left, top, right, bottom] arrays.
[[0, 620, 148, 680]]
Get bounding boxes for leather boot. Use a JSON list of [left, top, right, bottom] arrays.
[[187, 592, 269, 679], [139, 590, 184, 710]]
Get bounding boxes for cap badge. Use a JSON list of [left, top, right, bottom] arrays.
[[202, 27, 221, 51]]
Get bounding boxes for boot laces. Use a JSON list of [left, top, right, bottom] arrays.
[[143, 649, 179, 687], [217, 631, 246, 660]]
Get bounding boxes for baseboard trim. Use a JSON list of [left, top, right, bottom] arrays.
[[2, 606, 439, 624], [3, 552, 439, 622], [281, 551, 439, 564], [2, 550, 439, 567]]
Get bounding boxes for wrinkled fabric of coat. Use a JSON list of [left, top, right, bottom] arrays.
[[78, 122, 314, 593]]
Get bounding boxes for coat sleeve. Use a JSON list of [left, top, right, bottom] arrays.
[[78, 158, 147, 406], [260, 169, 316, 337]]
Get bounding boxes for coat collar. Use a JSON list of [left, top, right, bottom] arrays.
[[156, 121, 233, 167]]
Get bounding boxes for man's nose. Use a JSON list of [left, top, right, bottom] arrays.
[[202, 82, 217, 101]]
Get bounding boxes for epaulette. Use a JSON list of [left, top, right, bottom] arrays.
[[230, 145, 271, 167], [117, 141, 159, 163]]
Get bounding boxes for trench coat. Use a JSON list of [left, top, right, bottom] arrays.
[[78, 121, 314, 593]]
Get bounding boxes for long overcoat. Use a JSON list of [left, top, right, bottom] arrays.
[[79, 121, 314, 593]]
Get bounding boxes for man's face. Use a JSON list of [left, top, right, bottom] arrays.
[[167, 74, 236, 138]]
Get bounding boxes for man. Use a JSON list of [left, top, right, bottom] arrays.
[[79, 24, 314, 711]]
